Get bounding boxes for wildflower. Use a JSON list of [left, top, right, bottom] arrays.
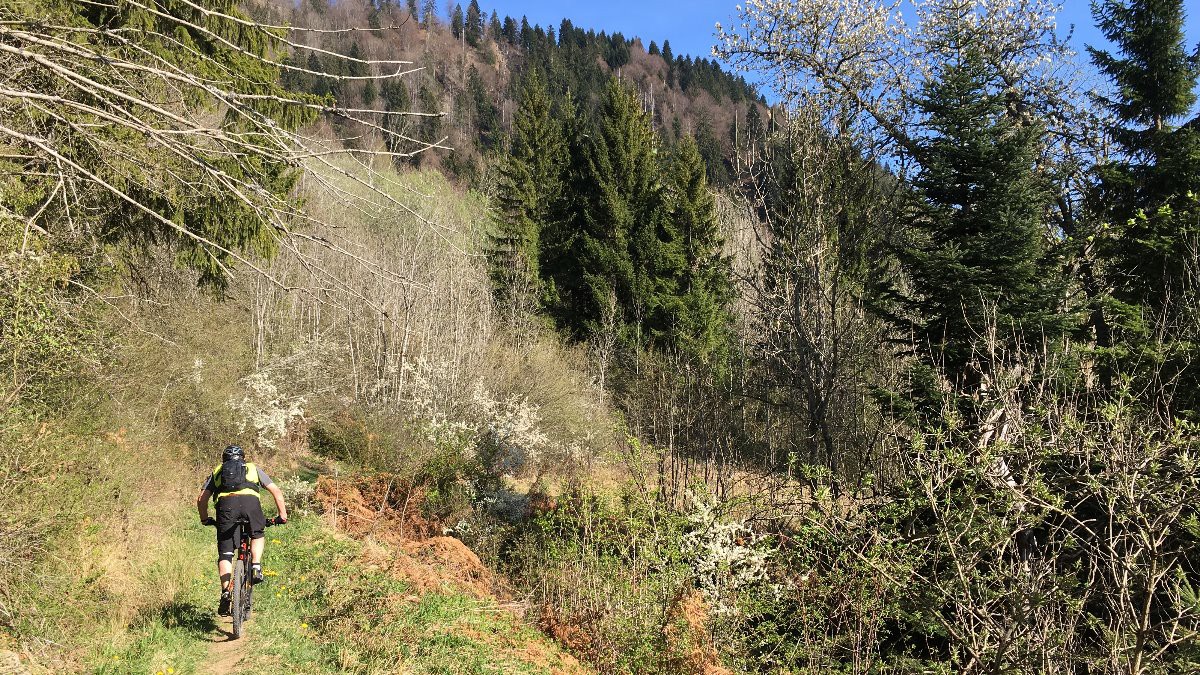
[[300, 622, 308, 629], [168, 669, 175, 674]]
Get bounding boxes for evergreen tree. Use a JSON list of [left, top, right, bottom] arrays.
[[450, 4, 463, 39], [421, 0, 437, 28], [381, 79, 411, 162], [465, 0, 483, 46], [489, 11, 501, 41], [694, 119, 730, 186], [467, 65, 499, 149], [883, 48, 1058, 387], [745, 103, 763, 145], [648, 40, 659, 56], [307, 53, 331, 97], [1088, 0, 1200, 413], [406, 0, 417, 18], [545, 79, 665, 341], [415, 81, 442, 165], [490, 70, 567, 302], [367, 0, 382, 29], [665, 136, 733, 360], [347, 42, 369, 78]]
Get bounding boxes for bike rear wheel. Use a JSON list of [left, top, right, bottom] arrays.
[[230, 556, 245, 638], [230, 524, 247, 638], [242, 554, 254, 621]]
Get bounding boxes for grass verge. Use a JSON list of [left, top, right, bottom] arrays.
[[91, 502, 584, 674]]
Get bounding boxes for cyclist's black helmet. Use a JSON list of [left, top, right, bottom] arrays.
[[222, 444, 244, 461]]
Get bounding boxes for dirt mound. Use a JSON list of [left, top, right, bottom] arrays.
[[317, 475, 592, 672], [663, 591, 734, 675], [314, 474, 439, 543], [358, 535, 500, 600], [317, 475, 501, 598]]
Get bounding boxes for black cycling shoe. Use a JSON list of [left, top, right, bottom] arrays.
[[251, 563, 264, 585], [218, 590, 232, 617]]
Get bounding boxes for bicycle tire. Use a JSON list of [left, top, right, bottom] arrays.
[[231, 525, 246, 639], [243, 553, 254, 622]]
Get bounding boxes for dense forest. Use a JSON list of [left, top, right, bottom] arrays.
[[2, 0, 1200, 673]]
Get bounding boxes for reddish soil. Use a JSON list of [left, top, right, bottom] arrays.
[[663, 591, 734, 675], [315, 474, 593, 674], [315, 475, 498, 598], [314, 473, 439, 543]]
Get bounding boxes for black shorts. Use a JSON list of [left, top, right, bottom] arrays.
[[215, 494, 266, 558]]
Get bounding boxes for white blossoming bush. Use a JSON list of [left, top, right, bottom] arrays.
[[470, 380, 549, 474], [229, 369, 307, 449], [396, 355, 578, 478], [682, 492, 781, 617], [275, 476, 316, 516]]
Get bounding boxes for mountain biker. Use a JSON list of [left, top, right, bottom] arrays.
[[196, 444, 288, 617]]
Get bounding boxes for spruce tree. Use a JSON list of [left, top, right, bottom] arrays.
[[545, 78, 664, 340], [490, 70, 566, 304], [381, 80, 411, 162], [450, 4, 463, 39], [465, 0, 483, 46], [421, 0, 437, 28], [415, 82, 441, 165], [489, 11, 501, 41], [1089, 0, 1200, 413], [885, 48, 1057, 386], [665, 136, 733, 361]]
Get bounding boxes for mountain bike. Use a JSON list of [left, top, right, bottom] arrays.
[[205, 515, 283, 639]]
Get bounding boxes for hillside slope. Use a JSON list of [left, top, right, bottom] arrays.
[[247, 0, 767, 185]]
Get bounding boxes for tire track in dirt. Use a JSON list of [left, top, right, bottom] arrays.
[[201, 617, 247, 675]]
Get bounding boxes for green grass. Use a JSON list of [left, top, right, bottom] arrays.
[[90, 498, 582, 674], [90, 515, 221, 675]]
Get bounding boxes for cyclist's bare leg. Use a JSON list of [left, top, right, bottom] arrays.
[[251, 535, 265, 564], [218, 559, 233, 590]]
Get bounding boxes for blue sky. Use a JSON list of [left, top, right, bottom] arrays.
[[479, 0, 1200, 94]]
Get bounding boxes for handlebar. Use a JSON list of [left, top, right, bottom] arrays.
[[202, 516, 286, 527]]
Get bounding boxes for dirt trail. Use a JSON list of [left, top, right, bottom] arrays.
[[200, 618, 248, 675]]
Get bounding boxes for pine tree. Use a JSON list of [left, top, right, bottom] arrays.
[[380, 79, 411, 162], [489, 70, 567, 304], [665, 136, 732, 360], [1089, 0, 1200, 413], [545, 78, 665, 340], [884, 48, 1057, 386], [450, 4, 464, 39], [421, 0, 437, 29], [465, 0, 483, 47], [489, 11, 501, 41]]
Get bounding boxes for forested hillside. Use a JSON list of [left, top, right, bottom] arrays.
[[251, 0, 765, 185], [2, 0, 1200, 673]]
